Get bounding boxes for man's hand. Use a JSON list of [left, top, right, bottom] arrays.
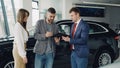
[[54, 37, 60, 45], [62, 36, 70, 42], [45, 31, 53, 37]]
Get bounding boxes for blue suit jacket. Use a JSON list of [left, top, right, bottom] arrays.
[[70, 19, 89, 58]]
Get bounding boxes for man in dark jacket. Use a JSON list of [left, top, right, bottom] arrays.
[[62, 7, 89, 68]]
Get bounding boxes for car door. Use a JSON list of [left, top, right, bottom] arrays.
[[87, 22, 109, 67], [53, 23, 72, 68], [0, 37, 14, 68], [88, 23, 108, 51]]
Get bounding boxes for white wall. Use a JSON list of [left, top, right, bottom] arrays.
[[23, 0, 32, 29], [61, 0, 73, 19]]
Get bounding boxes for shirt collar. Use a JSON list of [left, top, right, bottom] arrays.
[[75, 18, 81, 24]]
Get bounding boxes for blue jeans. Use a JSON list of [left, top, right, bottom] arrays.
[[34, 53, 54, 68], [71, 51, 88, 68]]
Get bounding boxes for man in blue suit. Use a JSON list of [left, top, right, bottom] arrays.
[[62, 7, 89, 68]]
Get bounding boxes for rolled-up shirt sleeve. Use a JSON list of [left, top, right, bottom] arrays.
[[14, 24, 26, 58]]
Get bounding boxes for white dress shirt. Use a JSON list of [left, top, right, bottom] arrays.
[[13, 22, 28, 58], [74, 18, 81, 33]]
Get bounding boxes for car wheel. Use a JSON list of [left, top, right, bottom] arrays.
[[94, 50, 113, 68], [4, 61, 14, 68]]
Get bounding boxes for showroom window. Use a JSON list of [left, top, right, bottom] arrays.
[[32, 0, 39, 26], [0, 1, 7, 38], [3, 0, 16, 37]]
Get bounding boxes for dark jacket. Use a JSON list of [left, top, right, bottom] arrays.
[[70, 19, 89, 58]]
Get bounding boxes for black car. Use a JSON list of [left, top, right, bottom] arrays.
[[0, 20, 119, 68]]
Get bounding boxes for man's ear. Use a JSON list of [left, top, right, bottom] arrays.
[[44, 12, 48, 19], [76, 13, 79, 17], [44, 14, 47, 19]]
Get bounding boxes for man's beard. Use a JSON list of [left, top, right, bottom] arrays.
[[48, 19, 53, 23]]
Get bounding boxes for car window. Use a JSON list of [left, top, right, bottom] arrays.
[[89, 23, 107, 34], [59, 25, 70, 35]]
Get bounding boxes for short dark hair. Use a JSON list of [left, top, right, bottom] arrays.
[[47, 7, 56, 14], [69, 7, 80, 15]]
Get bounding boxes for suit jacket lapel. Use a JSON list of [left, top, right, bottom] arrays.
[[74, 19, 83, 38]]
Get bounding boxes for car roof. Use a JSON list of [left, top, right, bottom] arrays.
[[56, 20, 109, 28]]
